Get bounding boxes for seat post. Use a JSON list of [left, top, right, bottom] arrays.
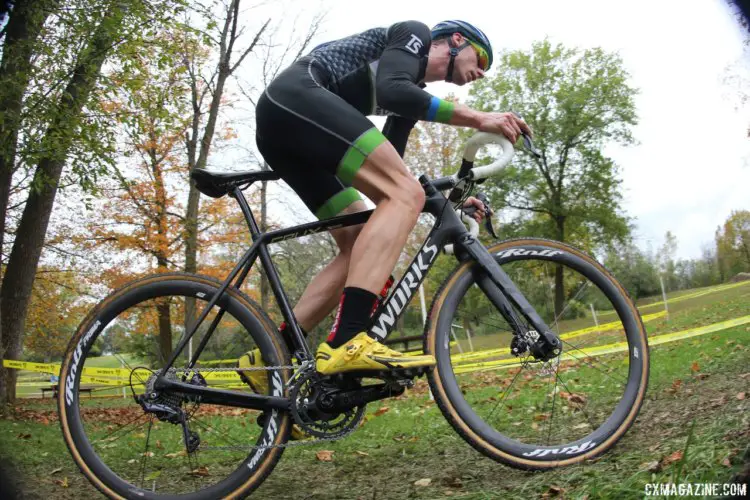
[[231, 187, 262, 238]]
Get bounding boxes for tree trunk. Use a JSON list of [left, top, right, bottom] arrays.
[[0, 0, 56, 406], [183, 49, 230, 340], [156, 298, 172, 365], [0, 2, 125, 404], [554, 216, 566, 318]]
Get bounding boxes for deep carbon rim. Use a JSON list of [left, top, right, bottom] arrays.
[[427, 239, 649, 468], [58, 274, 290, 499]]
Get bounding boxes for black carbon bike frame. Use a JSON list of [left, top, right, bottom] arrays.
[[153, 174, 562, 412]]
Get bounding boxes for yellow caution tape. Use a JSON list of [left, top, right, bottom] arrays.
[[6, 314, 749, 382], [453, 315, 750, 374]]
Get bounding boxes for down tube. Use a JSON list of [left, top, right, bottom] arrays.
[[368, 227, 451, 341]]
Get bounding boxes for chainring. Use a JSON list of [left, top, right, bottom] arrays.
[[288, 367, 365, 439]]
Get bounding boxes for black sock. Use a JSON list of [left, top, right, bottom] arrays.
[[326, 287, 378, 348]]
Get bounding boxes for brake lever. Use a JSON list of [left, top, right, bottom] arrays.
[[510, 111, 542, 159], [463, 193, 498, 239]]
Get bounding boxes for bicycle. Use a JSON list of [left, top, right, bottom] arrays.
[[58, 132, 649, 498]]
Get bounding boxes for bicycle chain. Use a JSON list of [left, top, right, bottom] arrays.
[[165, 364, 360, 451]]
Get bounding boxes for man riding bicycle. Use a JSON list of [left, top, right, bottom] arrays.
[[242, 20, 532, 384]]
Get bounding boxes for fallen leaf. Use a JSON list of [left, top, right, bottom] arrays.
[[156, 440, 163, 449], [722, 457, 732, 467], [661, 450, 683, 467], [690, 361, 700, 372], [696, 373, 710, 380], [414, 478, 432, 487], [533, 414, 549, 422], [442, 476, 463, 488], [188, 466, 209, 477], [737, 392, 746, 401], [142, 451, 154, 458], [50, 467, 63, 475], [54, 477, 69, 488], [17, 433, 31, 440], [670, 379, 682, 392], [165, 450, 188, 458], [355, 451, 369, 457], [546, 485, 565, 497], [374, 407, 390, 417], [316, 450, 334, 462]]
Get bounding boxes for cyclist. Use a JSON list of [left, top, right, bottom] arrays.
[[241, 20, 531, 384]]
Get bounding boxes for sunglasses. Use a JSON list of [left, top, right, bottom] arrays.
[[468, 41, 490, 71]]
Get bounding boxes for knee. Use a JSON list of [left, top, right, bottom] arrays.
[[389, 175, 425, 218], [334, 225, 363, 257]]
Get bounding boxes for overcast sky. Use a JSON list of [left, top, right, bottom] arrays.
[[234, 0, 749, 260]]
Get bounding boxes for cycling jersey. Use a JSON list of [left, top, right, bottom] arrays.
[[255, 20, 455, 220]]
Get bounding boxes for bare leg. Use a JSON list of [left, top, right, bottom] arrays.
[[291, 201, 367, 331], [287, 142, 423, 332], [346, 142, 425, 293]]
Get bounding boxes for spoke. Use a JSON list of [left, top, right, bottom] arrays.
[[560, 341, 628, 386], [190, 415, 250, 450], [545, 363, 561, 446], [455, 308, 511, 332], [555, 371, 598, 433], [553, 279, 591, 326], [485, 360, 528, 422], [90, 412, 150, 446], [138, 417, 155, 489]]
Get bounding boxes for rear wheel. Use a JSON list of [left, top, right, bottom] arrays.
[[58, 273, 291, 499], [426, 239, 649, 469]]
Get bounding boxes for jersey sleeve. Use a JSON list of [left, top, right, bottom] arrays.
[[375, 21, 455, 123]]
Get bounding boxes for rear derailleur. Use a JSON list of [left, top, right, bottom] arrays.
[[135, 370, 207, 453]]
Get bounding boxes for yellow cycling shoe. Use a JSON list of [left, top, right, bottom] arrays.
[[315, 332, 436, 375], [237, 348, 268, 395], [237, 349, 309, 441]]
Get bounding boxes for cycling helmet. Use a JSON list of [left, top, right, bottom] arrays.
[[431, 20, 493, 78]]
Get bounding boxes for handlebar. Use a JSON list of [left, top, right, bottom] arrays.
[[460, 132, 516, 180]]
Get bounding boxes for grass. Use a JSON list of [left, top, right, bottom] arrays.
[[1, 283, 749, 498]]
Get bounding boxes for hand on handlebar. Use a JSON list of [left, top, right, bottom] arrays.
[[476, 112, 533, 144], [462, 196, 486, 223]]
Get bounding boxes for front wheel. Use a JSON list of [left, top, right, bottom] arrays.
[[425, 239, 649, 469]]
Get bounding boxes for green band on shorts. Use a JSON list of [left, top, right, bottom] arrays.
[[315, 187, 362, 220], [336, 127, 387, 185]]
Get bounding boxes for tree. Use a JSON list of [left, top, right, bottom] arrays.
[[179, 0, 273, 339], [0, 0, 186, 404], [0, 0, 137, 404], [76, 29, 239, 362], [658, 231, 679, 291], [23, 267, 89, 362], [235, 8, 324, 314], [716, 209, 750, 280], [467, 39, 638, 314]]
